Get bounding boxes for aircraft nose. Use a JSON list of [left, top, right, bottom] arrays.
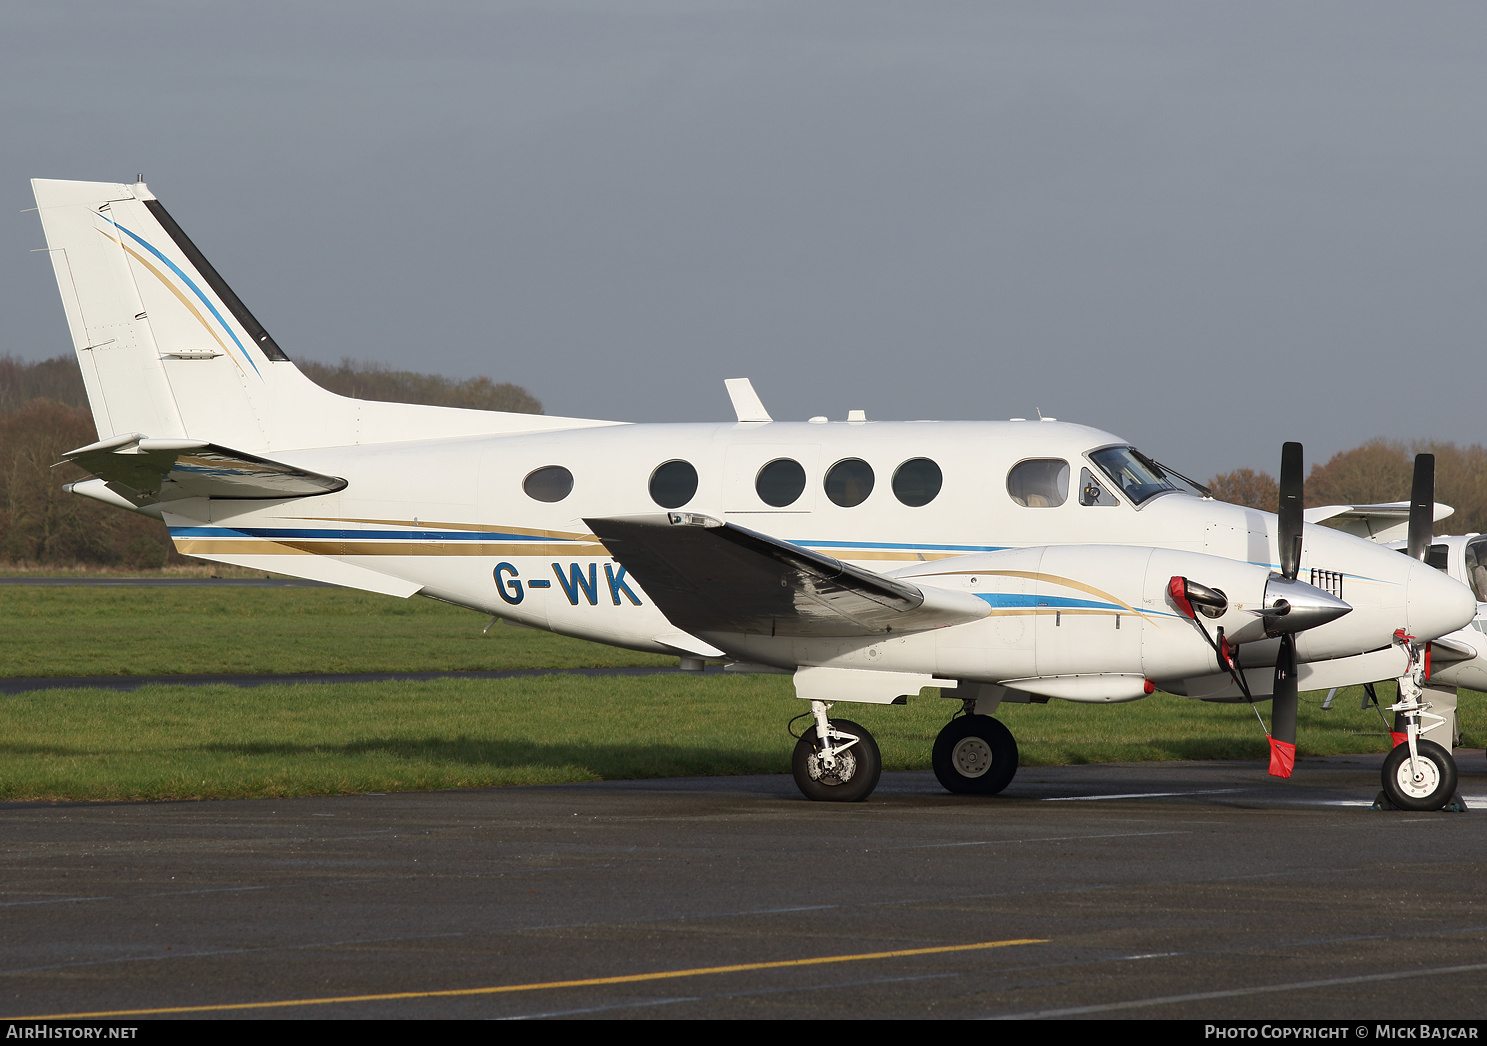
[[1405, 559, 1477, 640]]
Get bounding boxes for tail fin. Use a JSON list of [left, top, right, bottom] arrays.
[[31, 178, 607, 451]]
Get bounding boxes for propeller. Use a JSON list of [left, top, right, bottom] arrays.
[[1170, 443, 1351, 779], [1277, 442, 1303, 582], [1269, 442, 1305, 777], [1406, 453, 1436, 562]]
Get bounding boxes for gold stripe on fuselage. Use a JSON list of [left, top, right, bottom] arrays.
[[300, 517, 601, 542]]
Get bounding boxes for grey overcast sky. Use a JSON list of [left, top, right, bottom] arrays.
[[3, 1, 1484, 480]]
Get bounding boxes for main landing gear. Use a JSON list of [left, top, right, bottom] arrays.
[[791, 701, 882, 802], [789, 698, 1021, 802], [932, 713, 1019, 795]]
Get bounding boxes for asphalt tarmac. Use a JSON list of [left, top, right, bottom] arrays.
[[2, 755, 1485, 1021]]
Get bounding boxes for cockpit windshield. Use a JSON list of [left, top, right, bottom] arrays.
[[1088, 446, 1192, 505], [1465, 537, 1487, 602]]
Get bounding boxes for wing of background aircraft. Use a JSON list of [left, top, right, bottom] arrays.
[[1306, 501, 1454, 543], [586, 513, 989, 638]]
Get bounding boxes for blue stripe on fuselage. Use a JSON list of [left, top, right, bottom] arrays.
[[974, 593, 1123, 611]]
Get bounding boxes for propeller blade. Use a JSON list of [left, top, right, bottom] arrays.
[[1406, 453, 1436, 562], [1269, 632, 1299, 778], [1278, 442, 1304, 581]]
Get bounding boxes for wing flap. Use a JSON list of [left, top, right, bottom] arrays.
[[62, 435, 346, 504], [586, 513, 989, 637]]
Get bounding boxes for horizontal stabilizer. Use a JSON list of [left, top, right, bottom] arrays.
[[586, 513, 989, 638], [63, 434, 346, 505]]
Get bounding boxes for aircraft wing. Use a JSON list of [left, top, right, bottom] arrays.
[[62, 433, 347, 505], [1306, 501, 1454, 542], [586, 513, 990, 638]]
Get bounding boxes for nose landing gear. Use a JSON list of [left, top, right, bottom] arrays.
[[1381, 632, 1460, 811]]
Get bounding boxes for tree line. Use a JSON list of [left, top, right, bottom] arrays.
[[0, 355, 542, 569], [1208, 440, 1487, 535], [3, 352, 1484, 569]]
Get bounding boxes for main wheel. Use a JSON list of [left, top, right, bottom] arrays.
[[792, 719, 881, 802], [1381, 739, 1457, 811], [932, 714, 1018, 795]]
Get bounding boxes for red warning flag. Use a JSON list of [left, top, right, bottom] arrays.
[[1390, 731, 1408, 748], [1267, 737, 1296, 778]]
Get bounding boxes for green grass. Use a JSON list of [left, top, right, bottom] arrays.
[[0, 674, 1478, 802], [0, 587, 670, 676], [2, 585, 1480, 801]]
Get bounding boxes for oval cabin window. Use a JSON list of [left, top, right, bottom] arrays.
[[1006, 459, 1069, 507], [824, 458, 874, 508], [523, 465, 574, 503], [892, 458, 942, 507], [755, 458, 807, 507], [649, 460, 699, 509]]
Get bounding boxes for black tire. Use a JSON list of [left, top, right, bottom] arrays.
[[1381, 739, 1457, 811], [932, 715, 1018, 795], [792, 719, 881, 802]]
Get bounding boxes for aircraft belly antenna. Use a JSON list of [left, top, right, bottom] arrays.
[[724, 378, 771, 423]]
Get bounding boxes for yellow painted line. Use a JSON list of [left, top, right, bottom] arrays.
[[13, 938, 1045, 1019]]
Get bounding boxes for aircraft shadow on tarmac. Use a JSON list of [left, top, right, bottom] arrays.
[[186, 736, 785, 780]]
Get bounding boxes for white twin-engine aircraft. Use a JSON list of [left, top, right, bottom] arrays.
[[31, 178, 1478, 809]]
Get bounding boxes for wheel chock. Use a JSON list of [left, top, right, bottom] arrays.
[[1370, 790, 1468, 812]]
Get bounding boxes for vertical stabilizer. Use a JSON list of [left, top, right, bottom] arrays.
[[31, 178, 615, 452]]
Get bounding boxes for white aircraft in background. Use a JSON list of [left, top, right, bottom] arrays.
[[1309, 486, 1487, 747], [30, 177, 1477, 808]]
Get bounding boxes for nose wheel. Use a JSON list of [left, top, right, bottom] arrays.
[[1381, 739, 1457, 811], [932, 714, 1019, 795]]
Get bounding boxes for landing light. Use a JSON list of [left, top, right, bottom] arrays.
[[668, 512, 722, 528]]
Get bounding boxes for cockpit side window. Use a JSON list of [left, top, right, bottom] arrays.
[[1078, 467, 1119, 507], [1007, 459, 1069, 508], [1089, 446, 1180, 506], [1465, 537, 1487, 602]]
